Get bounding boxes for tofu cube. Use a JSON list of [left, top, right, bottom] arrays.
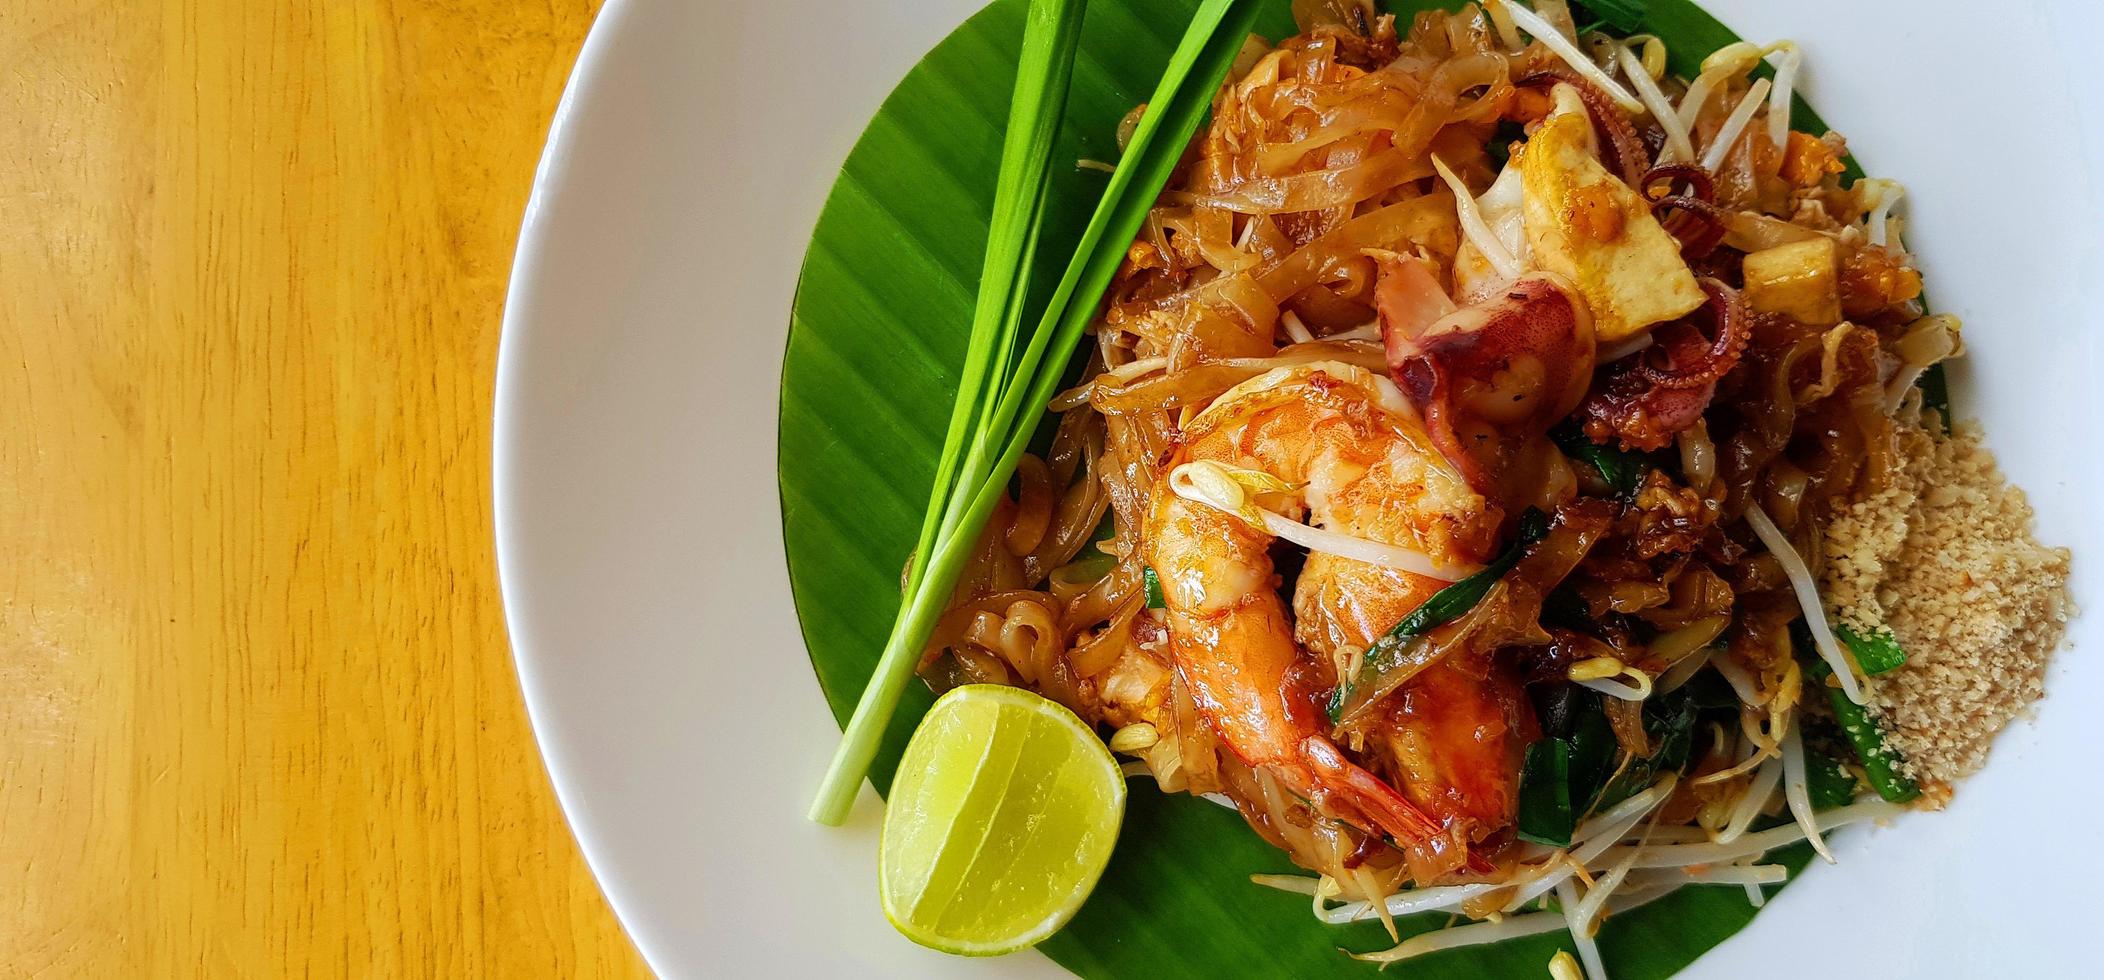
[[1742, 237, 1842, 326]]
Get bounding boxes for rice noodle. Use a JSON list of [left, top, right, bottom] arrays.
[[1253, 195, 1461, 301], [1050, 357, 1168, 411], [1744, 502, 1864, 704], [1090, 347, 1386, 415], [1678, 421, 1717, 490], [1193, 147, 1439, 214]]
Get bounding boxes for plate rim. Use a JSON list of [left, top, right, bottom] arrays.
[[491, 0, 662, 972], [491, 1, 2104, 977]]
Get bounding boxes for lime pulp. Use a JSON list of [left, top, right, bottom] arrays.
[[879, 684, 1126, 956]]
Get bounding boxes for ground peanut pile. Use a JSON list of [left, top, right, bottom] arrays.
[[1820, 414, 2072, 795]]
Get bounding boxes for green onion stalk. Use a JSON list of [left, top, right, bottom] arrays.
[[809, 0, 1267, 825]]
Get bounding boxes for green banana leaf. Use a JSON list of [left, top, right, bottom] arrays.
[[782, 2, 1840, 975]]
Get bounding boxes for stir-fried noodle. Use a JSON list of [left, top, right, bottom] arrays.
[[917, 0, 1993, 965]]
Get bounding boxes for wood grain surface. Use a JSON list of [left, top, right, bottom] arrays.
[[0, 2, 650, 975]]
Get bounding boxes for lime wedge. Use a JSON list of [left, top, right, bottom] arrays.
[[880, 684, 1126, 956]]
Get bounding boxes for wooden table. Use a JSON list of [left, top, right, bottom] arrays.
[[1, 3, 648, 974]]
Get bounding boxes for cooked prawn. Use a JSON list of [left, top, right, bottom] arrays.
[[1295, 553, 1529, 877], [1143, 362, 1507, 866]]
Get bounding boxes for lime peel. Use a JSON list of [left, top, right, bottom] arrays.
[[880, 685, 1126, 956]]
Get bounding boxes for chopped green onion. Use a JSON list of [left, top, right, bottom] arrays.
[[1330, 509, 1549, 721], [809, 0, 1264, 825], [1820, 671, 1921, 804], [1516, 740, 1576, 847], [1143, 565, 1165, 610], [1484, 118, 1527, 170], [1542, 686, 1619, 812], [1519, 686, 1624, 841], [1592, 684, 1699, 810], [1920, 363, 1951, 420], [1551, 423, 1645, 495], [1804, 646, 1921, 804], [1804, 749, 1860, 810], [1836, 623, 1907, 675]]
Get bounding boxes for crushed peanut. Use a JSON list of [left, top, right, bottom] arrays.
[[1821, 413, 2072, 796]]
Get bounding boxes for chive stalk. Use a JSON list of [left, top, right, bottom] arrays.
[[1835, 623, 1906, 675], [1516, 740, 1576, 847], [810, 0, 1263, 825], [808, 0, 1085, 826], [1804, 749, 1859, 809], [1550, 423, 1645, 495], [1330, 509, 1549, 721], [1805, 654, 1920, 804]]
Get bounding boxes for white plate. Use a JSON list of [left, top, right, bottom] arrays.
[[494, 1, 2104, 976]]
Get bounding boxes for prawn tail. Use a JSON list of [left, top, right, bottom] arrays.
[[1300, 736, 1442, 845]]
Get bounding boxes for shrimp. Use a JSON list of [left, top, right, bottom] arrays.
[[1295, 554, 1529, 877], [1143, 361, 1507, 866]]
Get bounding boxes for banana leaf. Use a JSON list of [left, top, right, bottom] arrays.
[[782, 2, 1842, 975]]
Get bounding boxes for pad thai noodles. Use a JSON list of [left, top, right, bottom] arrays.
[[917, 0, 2070, 970]]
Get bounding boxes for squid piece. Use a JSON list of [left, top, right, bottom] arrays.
[[1579, 278, 1752, 451], [1375, 254, 1596, 509]]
